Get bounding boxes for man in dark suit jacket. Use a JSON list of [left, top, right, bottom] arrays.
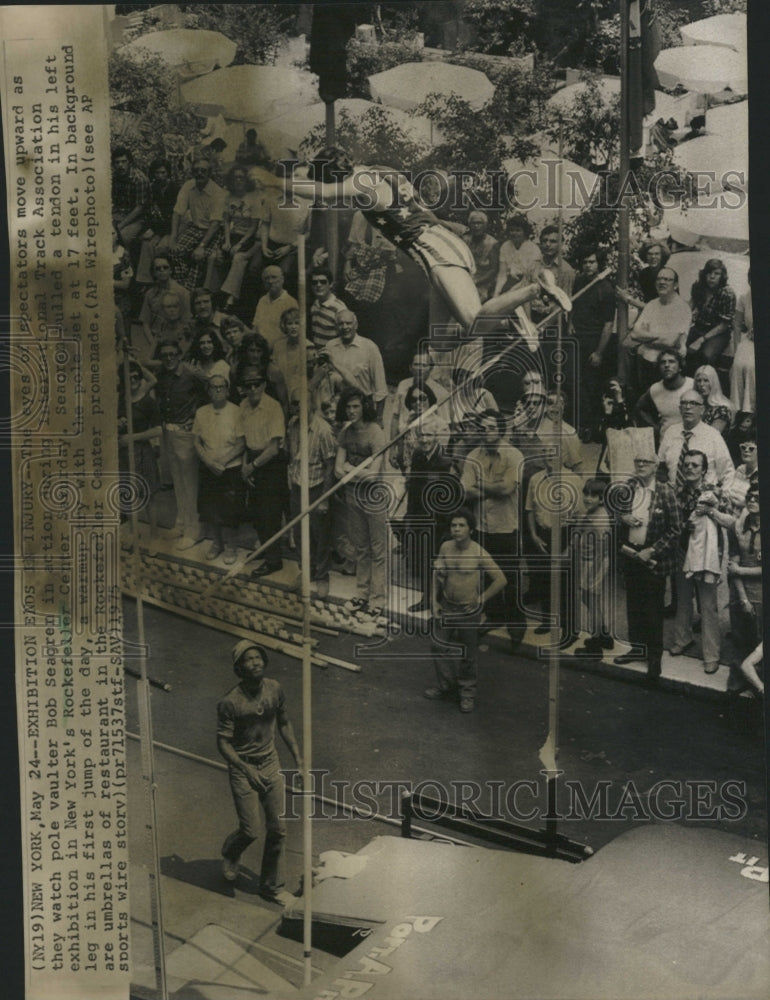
[[609, 448, 682, 681], [404, 422, 463, 613]]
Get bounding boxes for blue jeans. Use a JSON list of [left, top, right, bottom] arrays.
[[431, 611, 482, 701], [221, 750, 286, 893]]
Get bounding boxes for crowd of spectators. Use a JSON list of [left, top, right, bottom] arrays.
[[114, 143, 760, 705]]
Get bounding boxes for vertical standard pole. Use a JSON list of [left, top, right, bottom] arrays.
[[121, 350, 168, 1000], [544, 129, 565, 848], [297, 234, 314, 987], [618, 0, 631, 347], [325, 101, 339, 281]]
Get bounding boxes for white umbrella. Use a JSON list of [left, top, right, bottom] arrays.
[[548, 78, 698, 140], [667, 250, 749, 304], [705, 99, 748, 140], [664, 200, 749, 254], [120, 29, 237, 80], [368, 61, 494, 112], [181, 65, 319, 124], [654, 46, 747, 95], [680, 12, 746, 53], [547, 76, 620, 111], [259, 99, 437, 160], [673, 134, 748, 195], [502, 151, 600, 224]]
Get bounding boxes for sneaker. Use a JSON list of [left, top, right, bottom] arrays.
[[177, 535, 204, 551], [537, 269, 572, 312], [222, 857, 240, 882], [205, 542, 224, 560], [222, 546, 239, 566], [459, 697, 475, 713]]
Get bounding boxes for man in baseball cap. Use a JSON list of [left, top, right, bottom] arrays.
[[216, 639, 302, 902]]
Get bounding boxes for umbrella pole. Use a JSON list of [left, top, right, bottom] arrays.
[[617, 0, 631, 349], [297, 234, 314, 987], [325, 100, 339, 280]]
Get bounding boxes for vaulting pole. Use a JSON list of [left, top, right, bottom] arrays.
[[541, 125, 566, 847], [296, 234, 314, 986], [121, 347, 168, 999]]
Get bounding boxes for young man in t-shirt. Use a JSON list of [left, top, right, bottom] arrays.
[[217, 640, 302, 902]]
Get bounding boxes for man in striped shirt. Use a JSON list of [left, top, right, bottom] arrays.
[[309, 266, 348, 349]]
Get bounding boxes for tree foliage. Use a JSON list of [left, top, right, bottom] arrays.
[[108, 49, 204, 167], [177, 4, 298, 65], [300, 106, 432, 174]]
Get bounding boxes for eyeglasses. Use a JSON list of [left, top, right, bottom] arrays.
[[311, 279, 329, 286], [209, 382, 228, 390], [740, 443, 757, 450], [244, 379, 266, 388]]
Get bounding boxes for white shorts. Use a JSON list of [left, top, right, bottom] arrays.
[[411, 224, 476, 275]]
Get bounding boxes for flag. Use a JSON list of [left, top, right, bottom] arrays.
[[309, 2, 360, 103], [628, 0, 661, 154]]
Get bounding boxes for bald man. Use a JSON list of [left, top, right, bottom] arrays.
[[252, 265, 298, 349], [322, 309, 388, 420]]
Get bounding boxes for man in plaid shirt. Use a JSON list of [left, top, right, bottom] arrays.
[[112, 145, 150, 254], [610, 447, 682, 682]]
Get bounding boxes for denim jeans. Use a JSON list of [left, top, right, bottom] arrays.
[[221, 749, 286, 893]]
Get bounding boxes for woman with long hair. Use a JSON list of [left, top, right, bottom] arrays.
[[730, 270, 754, 413], [286, 147, 571, 346], [686, 258, 736, 373], [213, 164, 265, 307], [693, 364, 734, 436], [185, 326, 230, 383]]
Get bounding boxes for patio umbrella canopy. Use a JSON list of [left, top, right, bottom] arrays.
[[705, 99, 748, 139], [673, 133, 748, 195], [654, 45, 747, 95], [259, 99, 437, 160], [120, 28, 237, 80], [664, 200, 749, 254], [368, 61, 494, 112], [680, 12, 746, 52], [502, 151, 600, 224], [547, 75, 621, 110], [180, 65, 319, 124]]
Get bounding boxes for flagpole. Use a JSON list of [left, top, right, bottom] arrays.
[[325, 100, 339, 280], [618, 0, 631, 346]]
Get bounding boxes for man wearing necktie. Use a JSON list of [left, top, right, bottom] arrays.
[[611, 449, 681, 682]]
